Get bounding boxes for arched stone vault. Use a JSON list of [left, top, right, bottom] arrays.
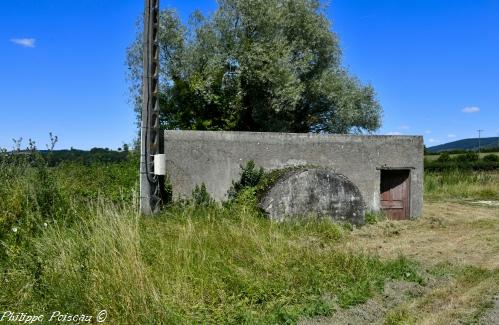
[[259, 168, 365, 225]]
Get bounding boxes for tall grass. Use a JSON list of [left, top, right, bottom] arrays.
[[1, 198, 421, 324], [424, 170, 499, 200], [0, 154, 422, 324]]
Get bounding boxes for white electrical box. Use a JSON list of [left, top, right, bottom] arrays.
[[153, 154, 166, 176]]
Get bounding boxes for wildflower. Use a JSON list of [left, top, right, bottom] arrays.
[[43, 222, 48, 227], [12, 227, 18, 233]]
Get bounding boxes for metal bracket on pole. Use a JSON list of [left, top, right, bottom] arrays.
[[140, 0, 162, 215]]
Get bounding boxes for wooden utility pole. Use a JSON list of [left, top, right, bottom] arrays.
[[140, 0, 162, 214]]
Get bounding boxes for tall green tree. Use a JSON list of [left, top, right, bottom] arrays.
[[127, 0, 382, 133]]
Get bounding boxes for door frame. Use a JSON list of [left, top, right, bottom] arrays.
[[378, 167, 412, 219]]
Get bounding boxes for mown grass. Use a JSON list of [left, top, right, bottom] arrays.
[[382, 263, 499, 324]]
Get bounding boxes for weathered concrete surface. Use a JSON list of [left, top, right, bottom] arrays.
[[164, 130, 424, 217], [260, 168, 365, 224]]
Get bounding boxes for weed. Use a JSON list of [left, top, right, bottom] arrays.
[[192, 183, 215, 207], [365, 211, 387, 225], [384, 307, 415, 325], [228, 161, 264, 199]]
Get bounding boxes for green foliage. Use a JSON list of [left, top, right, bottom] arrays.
[[237, 161, 265, 188], [0, 146, 139, 265], [424, 170, 498, 200], [429, 147, 499, 155], [483, 154, 499, 162], [54, 157, 138, 204], [455, 152, 479, 162], [425, 152, 499, 171], [383, 256, 424, 285], [6, 148, 131, 167], [365, 211, 387, 225], [425, 160, 499, 171], [127, 1, 382, 134], [227, 163, 317, 210], [481, 146, 499, 153], [228, 160, 264, 199], [0, 150, 70, 258], [192, 183, 215, 206], [436, 152, 451, 163], [32, 156, 69, 222]]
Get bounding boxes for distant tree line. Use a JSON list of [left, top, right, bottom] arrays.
[[2, 147, 131, 167], [425, 147, 499, 156], [46, 148, 131, 166], [425, 152, 499, 171]]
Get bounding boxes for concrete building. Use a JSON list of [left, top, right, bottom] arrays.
[[163, 130, 424, 220]]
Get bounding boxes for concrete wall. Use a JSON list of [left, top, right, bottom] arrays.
[[164, 131, 424, 217]]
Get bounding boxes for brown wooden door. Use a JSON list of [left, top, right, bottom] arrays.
[[380, 170, 410, 220]]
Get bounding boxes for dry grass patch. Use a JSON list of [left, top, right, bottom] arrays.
[[341, 202, 499, 270], [387, 265, 499, 324], [304, 201, 499, 324]]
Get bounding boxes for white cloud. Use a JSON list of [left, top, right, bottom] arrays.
[[387, 131, 403, 136], [447, 134, 456, 138], [428, 138, 436, 143], [10, 38, 36, 48], [399, 125, 410, 130], [462, 106, 480, 113], [425, 130, 432, 134]]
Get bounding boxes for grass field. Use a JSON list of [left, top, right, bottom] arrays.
[[425, 171, 499, 200], [425, 152, 499, 161], [1, 153, 498, 324]]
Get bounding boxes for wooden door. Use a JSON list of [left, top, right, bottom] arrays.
[[380, 170, 410, 220]]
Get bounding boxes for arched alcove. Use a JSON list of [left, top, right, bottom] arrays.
[[259, 168, 365, 225]]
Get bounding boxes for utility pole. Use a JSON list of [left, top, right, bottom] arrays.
[[140, 0, 162, 214], [477, 129, 484, 153]]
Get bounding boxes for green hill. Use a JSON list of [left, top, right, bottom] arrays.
[[428, 137, 499, 153]]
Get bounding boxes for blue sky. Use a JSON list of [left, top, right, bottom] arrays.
[[1, 0, 498, 150]]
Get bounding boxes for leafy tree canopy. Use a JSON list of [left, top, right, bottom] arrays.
[[127, 0, 382, 133]]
